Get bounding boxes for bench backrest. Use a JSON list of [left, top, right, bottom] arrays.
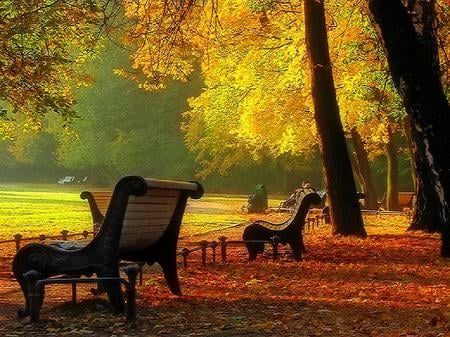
[[91, 192, 112, 214], [89, 177, 203, 259], [258, 187, 321, 232], [120, 184, 185, 251], [80, 191, 112, 226], [284, 187, 321, 230]]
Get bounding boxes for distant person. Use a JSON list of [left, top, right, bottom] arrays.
[[301, 181, 315, 191], [247, 184, 268, 213], [280, 181, 316, 209]]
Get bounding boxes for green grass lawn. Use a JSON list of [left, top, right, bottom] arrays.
[[0, 184, 93, 240], [0, 183, 286, 241]]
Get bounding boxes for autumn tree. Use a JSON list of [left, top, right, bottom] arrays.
[[349, 128, 378, 209], [0, 0, 119, 136], [304, 0, 365, 236], [404, 0, 448, 234], [58, 43, 201, 184], [366, 0, 450, 256]]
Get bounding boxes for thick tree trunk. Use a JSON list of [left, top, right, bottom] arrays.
[[385, 124, 399, 211], [304, 0, 366, 237], [350, 128, 378, 209], [366, 0, 450, 256], [404, 116, 442, 232], [409, 174, 443, 233]]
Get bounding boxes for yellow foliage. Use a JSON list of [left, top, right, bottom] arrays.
[[121, 0, 450, 173]]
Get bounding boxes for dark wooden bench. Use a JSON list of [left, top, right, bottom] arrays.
[[80, 190, 148, 288], [242, 187, 321, 261], [12, 176, 203, 323]]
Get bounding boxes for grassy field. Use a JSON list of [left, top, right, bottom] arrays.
[[0, 183, 285, 242]]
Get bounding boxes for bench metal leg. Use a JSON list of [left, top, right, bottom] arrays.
[[123, 265, 139, 324], [72, 281, 77, 304], [23, 270, 43, 325]]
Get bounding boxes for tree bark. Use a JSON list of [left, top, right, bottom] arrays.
[[402, 117, 417, 191], [348, 145, 364, 191], [304, 0, 366, 237], [366, 0, 450, 256], [404, 116, 441, 232], [409, 167, 443, 232], [350, 128, 378, 209], [385, 124, 399, 211]]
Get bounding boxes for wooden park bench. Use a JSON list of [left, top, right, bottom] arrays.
[[12, 176, 203, 323], [398, 192, 415, 210], [242, 187, 321, 261], [375, 191, 415, 213], [57, 176, 75, 185], [80, 190, 112, 233]]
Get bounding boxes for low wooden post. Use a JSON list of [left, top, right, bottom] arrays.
[[218, 236, 228, 262], [14, 234, 23, 252], [210, 241, 218, 263], [181, 248, 190, 269], [271, 236, 280, 261], [82, 230, 89, 239], [200, 240, 208, 267], [61, 230, 69, 241], [39, 234, 46, 242]]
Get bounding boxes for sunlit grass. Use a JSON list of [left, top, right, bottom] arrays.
[[0, 183, 286, 241], [0, 182, 411, 242], [0, 187, 92, 240]]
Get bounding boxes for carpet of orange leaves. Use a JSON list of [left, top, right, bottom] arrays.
[[0, 213, 449, 337]]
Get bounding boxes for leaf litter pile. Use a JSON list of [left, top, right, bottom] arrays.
[[0, 213, 449, 337]]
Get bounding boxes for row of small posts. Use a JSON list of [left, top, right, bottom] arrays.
[[0, 230, 93, 253], [177, 235, 288, 268], [177, 213, 327, 268], [1, 213, 326, 264]]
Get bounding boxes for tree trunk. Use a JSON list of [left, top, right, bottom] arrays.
[[403, 116, 441, 232], [350, 128, 378, 209], [402, 117, 417, 191], [409, 169, 443, 232], [304, 0, 366, 237], [366, 0, 450, 256], [348, 146, 364, 191], [385, 124, 399, 211]]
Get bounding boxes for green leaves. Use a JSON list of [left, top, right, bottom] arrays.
[[0, 0, 103, 131]]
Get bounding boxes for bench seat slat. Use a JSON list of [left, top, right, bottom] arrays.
[[124, 211, 175, 220], [127, 196, 180, 204], [122, 220, 172, 228], [90, 192, 112, 197], [126, 203, 177, 212], [141, 189, 181, 197], [122, 226, 168, 236], [144, 179, 198, 192], [123, 218, 172, 227]]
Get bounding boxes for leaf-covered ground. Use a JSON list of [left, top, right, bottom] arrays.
[[0, 211, 449, 337]]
